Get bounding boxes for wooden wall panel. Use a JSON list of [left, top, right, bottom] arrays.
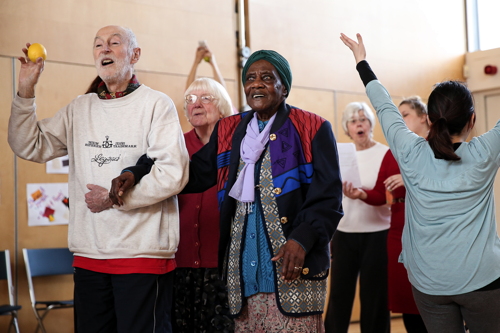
[[285, 88, 391, 144], [248, 0, 465, 98], [0, 57, 16, 331], [286, 88, 335, 125], [0, 57, 15, 256], [0, 0, 238, 80]]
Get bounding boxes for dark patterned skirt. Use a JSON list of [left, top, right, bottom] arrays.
[[172, 267, 234, 333]]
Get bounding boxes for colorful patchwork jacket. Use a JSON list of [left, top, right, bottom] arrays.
[[184, 102, 343, 314]]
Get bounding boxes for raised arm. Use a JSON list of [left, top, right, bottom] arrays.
[[340, 33, 414, 158], [8, 43, 69, 162], [17, 43, 45, 98], [207, 52, 226, 89], [185, 45, 226, 90], [186, 46, 206, 90]]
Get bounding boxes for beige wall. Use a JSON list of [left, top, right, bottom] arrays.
[[248, 0, 466, 144], [0, 0, 466, 331]]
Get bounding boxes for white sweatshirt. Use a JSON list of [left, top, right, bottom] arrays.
[[9, 85, 189, 259]]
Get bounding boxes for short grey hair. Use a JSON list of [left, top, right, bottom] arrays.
[[341, 101, 376, 135], [121, 27, 139, 53], [184, 78, 234, 119]]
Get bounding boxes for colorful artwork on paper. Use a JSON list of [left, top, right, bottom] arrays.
[[27, 183, 69, 226]]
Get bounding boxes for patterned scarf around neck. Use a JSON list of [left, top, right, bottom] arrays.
[[228, 112, 277, 210], [97, 75, 140, 99]]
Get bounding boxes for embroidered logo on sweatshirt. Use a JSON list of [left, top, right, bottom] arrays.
[[91, 154, 121, 167], [102, 136, 113, 148], [85, 136, 137, 149]]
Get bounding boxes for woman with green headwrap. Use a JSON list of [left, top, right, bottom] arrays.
[[109, 50, 344, 332]]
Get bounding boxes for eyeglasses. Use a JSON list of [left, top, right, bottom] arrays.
[[347, 117, 368, 125], [185, 94, 217, 104]]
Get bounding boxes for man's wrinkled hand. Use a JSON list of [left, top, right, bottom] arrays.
[[85, 184, 113, 213], [109, 172, 135, 206]]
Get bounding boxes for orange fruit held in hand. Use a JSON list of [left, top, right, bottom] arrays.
[[27, 43, 47, 63]]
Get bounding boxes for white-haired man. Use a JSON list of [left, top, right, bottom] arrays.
[[8, 25, 189, 332]]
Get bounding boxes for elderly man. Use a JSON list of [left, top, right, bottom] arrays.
[[8, 25, 189, 332]]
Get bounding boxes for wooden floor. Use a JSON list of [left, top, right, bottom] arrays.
[[348, 316, 406, 333]]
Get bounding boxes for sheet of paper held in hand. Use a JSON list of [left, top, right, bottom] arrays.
[[337, 143, 362, 188]]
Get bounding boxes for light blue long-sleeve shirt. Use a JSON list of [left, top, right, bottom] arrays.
[[366, 79, 500, 295]]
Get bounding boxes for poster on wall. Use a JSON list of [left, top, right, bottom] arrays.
[[27, 183, 70, 226], [46, 155, 69, 174]]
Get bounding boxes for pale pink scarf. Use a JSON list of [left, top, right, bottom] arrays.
[[228, 112, 276, 208]]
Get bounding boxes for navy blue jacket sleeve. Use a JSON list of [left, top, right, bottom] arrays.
[[288, 120, 344, 254], [123, 122, 220, 191], [122, 154, 154, 184], [180, 122, 219, 194]]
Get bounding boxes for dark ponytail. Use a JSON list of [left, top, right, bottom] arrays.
[[427, 81, 474, 161], [85, 76, 103, 94]]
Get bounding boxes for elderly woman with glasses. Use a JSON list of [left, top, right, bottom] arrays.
[[324, 102, 391, 333], [172, 78, 234, 332], [110, 50, 343, 332]]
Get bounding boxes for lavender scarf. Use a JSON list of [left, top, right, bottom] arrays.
[[228, 112, 277, 205]]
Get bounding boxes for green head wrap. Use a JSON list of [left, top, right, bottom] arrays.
[[242, 50, 292, 96]]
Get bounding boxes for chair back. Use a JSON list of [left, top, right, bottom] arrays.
[[23, 248, 74, 277], [23, 248, 74, 306], [0, 250, 15, 306]]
